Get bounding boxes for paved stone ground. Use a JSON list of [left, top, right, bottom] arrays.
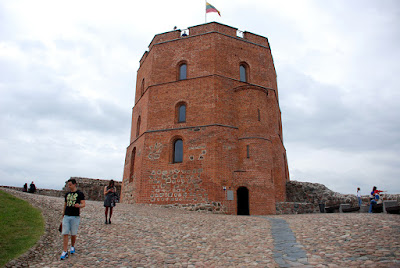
[[3, 189, 400, 268], [264, 218, 309, 267]]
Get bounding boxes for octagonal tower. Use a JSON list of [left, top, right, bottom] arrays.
[[121, 22, 289, 215]]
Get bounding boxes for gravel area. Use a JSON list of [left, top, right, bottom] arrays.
[[3, 189, 400, 268]]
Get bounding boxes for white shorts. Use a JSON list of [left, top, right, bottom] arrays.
[[62, 216, 80, 236]]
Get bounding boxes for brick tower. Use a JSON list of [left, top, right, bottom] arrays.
[[121, 22, 289, 215]]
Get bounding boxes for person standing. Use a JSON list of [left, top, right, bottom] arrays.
[[104, 180, 117, 224], [368, 186, 377, 213], [28, 181, 36, 193], [60, 178, 85, 260], [357, 187, 362, 207]]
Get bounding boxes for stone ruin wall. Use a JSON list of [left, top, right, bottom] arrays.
[[65, 177, 122, 201], [1, 177, 122, 201], [278, 180, 400, 214], [286, 181, 359, 207]]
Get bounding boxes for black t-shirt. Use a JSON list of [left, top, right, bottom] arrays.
[[64, 190, 85, 216]]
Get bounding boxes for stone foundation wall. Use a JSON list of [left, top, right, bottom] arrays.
[[163, 201, 226, 214]]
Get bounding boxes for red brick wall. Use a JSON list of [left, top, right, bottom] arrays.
[[122, 22, 289, 215]]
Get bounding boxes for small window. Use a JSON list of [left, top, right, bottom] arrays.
[[141, 79, 145, 96], [136, 116, 141, 138], [179, 64, 187, 80], [284, 153, 289, 182], [258, 109, 261, 121], [240, 64, 247, 82], [173, 139, 183, 163], [246, 145, 250, 158], [178, 104, 186, 123]]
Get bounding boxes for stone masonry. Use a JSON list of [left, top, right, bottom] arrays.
[[65, 177, 121, 201], [1, 177, 121, 202]]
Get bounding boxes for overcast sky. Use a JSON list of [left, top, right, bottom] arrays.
[[0, 0, 399, 195]]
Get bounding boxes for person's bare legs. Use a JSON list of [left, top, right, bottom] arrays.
[[71, 235, 76, 248], [105, 207, 109, 223], [63, 235, 69, 252], [109, 207, 113, 223]]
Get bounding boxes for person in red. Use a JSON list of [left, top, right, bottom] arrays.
[[374, 189, 386, 195], [60, 178, 85, 260]]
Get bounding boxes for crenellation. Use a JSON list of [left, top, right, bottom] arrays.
[[188, 22, 237, 37], [243, 31, 270, 49]]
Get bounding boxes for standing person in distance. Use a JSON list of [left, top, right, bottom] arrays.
[[28, 181, 36, 193], [369, 186, 377, 213], [60, 178, 85, 260], [357, 187, 362, 207], [104, 180, 117, 224]]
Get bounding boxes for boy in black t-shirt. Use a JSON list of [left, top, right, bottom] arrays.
[[60, 178, 85, 260]]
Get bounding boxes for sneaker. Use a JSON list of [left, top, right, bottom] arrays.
[[108, 219, 111, 224], [60, 251, 68, 260], [70, 246, 75, 254], [105, 220, 108, 224]]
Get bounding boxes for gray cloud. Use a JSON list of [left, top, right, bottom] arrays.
[[0, 0, 399, 195]]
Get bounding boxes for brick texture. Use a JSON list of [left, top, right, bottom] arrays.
[[122, 22, 289, 215]]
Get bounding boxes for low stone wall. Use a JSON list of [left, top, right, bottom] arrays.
[[67, 177, 122, 201], [379, 194, 400, 203], [286, 181, 400, 209], [0, 186, 64, 198], [276, 202, 316, 215], [1, 177, 122, 202], [287, 181, 359, 207]]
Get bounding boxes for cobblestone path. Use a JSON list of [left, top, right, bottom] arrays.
[[3, 189, 400, 268]]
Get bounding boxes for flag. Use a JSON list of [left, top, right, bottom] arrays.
[[206, 2, 221, 16]]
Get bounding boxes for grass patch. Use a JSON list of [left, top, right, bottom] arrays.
[[0, 190, 44, 267]]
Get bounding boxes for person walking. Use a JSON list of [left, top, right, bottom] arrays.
[[104, 180, 117, 224], [357, 187, 362, 207], [60, 178, 85, 260]]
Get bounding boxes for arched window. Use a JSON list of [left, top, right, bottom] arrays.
[[178, 104, 186, 123], [173, 139, 183, 163], [129, 147, 136, 182], [240, 64, 247, 82], [179, 63, 187, 80], [136, 116, 141, 138]]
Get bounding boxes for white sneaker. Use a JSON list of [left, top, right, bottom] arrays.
[[70, 246, 75, 254], [60, 251, 68, 260]]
